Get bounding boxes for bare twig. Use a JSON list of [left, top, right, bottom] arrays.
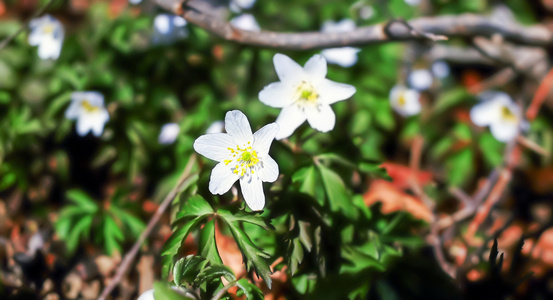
[[526, 67, 553, 121], [0, 0, 56, 50], [517, 136, 549, 157], [156, 0, 553, 50], [98, 155, 197, 300]]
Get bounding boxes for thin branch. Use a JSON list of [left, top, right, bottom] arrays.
[[0, 0, 56, 50], [97, 154, 197, 300], [526, 67, 553, 121], [156, 0, 553, 50]]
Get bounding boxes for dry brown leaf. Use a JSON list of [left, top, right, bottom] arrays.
[[363, 180, 432, 222]]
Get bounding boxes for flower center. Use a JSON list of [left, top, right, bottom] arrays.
[[397, 92, 407, 107], [500, 106, 517, 122], [296, 81, 319, 103], [224, 142, 260, 177], [81, 100, 100, 113], [42, 24, 55, 34]]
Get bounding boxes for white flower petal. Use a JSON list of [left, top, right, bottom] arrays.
[[273, 53, 304, 84], [38, 38, 61, 60], [239, 176, 265, 211], [253, 123, 279, 155], [194, 133, 235, 162], [137, 289, 155, 300], [306, 104, 336, 132], [258, 155, 279, 182], [89, 110, 109, 137], [321, 47, 360, 67], [230, 14, 260, 32], [432, 61, 450, 79], [154, 14, 171, 35], [76, 116, 93, 136], [303, 54, 327, 81], [159, 123, 180, 144], [490, 122, 519, 142], [408, 69, 433, 91], [470, 100, 501, 127], [206, 121, 225, 134], [258, 81, 295, 108], [64, 101, 81, 119], [275, 105, 307, 140], [317, 79, 356, 105], [224, 110, 253, 145], [209, 162, 240, 195], [321, 19, 356, 33]]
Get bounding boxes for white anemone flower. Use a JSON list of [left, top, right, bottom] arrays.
[[153, 14, 188, 44], [206, 120, 225, 134], [320, 19, 360, 67], [389, 85, 421, 117], [470, 91, 522, 142], [193, 110, 279, 211], [65, 92, 109, 137], [432, 60, 450, 79], [408, 69, 433, 91], [159, 123, 180, 145], [230, 14, 261, 32], [28, 14, 64, 60], [230, 0, 256, 12], [137, 289, 154, 300], [259, 53, 356, 140], [404, 0, 421, 6]]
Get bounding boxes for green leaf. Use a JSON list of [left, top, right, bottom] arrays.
[[432, 87, 470, 115], [66, 189, 98, 213], [195, 264, 235, 286], [217, 209, 272, 231], [103, 216, 124, 255], [446, 148, 474, 186], [292, 165, 318, 197], [174, 195, 214, 222], [66, 215, 93, 254], [153, 282, 193, 300], [223, 220, 272, 289], [198, 219, 223, 265], [317, 164, 358, 219], [235, 278, 264, 300], [172, 255, 208, 287]]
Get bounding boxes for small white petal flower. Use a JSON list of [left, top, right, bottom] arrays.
[[408, 69, 433, 91], [470, 91, 522, 142], [193, 110, 279, 211], [389, 85, 421, 117], [259, 53, 356, 140], [404, 0, 421, 6], [28, 14, 64, 60], [158, 123, 180, 145], [206, 120, 225, 134], [320, 20, 360, 67], [137, 289, 154, 300], [230, 0, 256, 11], [65, 92, 109, 137], [432, 60, 450, 79], [230, 14, 260, 32], [153, 14, 188, 44]]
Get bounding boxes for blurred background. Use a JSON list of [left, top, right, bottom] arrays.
[[1, 0, 553, 299]]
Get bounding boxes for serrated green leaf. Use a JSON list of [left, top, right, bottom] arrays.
[[66, 215, 93, 254], [195, 264, 235, 286], [66, 189, 98, 213], [153, 282, 194, 300], [235, 278, 264, 300], [198, 219, 223, 265], [217, 209, 271, 230], [317, 164, 358, 219]]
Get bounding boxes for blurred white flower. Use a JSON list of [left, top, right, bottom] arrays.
[[65, 92, 109, 137], [129, 0, 142, 4], [137, 289, 154, 300], [389, 85, 421, 117], [359, 6, 375, 20], [28, 14, 64, 60], [230, 0, 256, 12], [320, 19, 360, 67], [158, 123, 180, 144], [432, 60, 450, 79], [404, 0, 421, 6], [408, 69, 433, 90], [230, 14, 260, 32], [153, 14, 188, 44], [193, 110, 279, 211], [27, 232, 44, 258], [259, 53, 356, 140], [206, 120, 225, 134], [470, 91, 522, 142]]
